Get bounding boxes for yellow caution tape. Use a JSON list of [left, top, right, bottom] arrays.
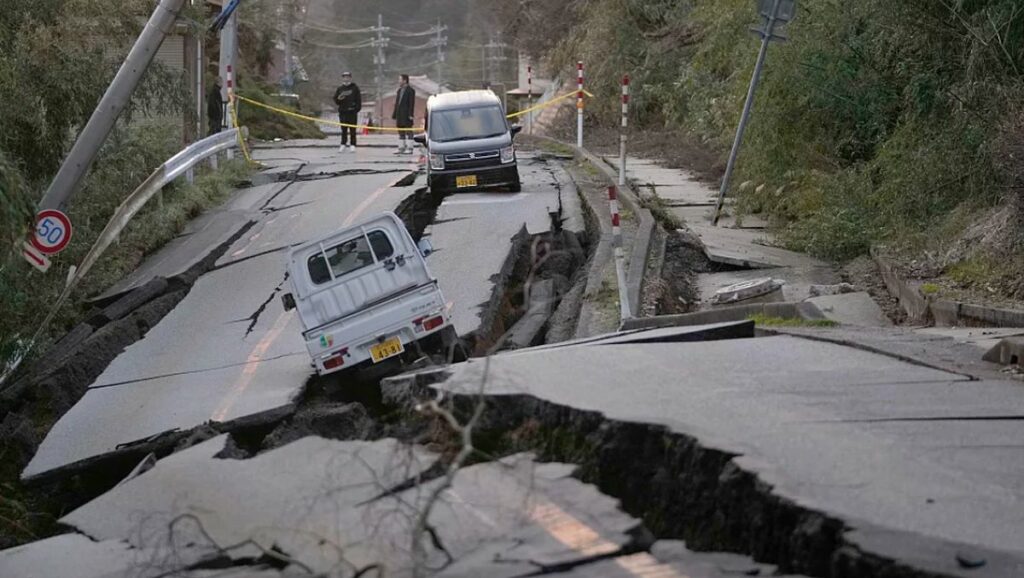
[[227, 95, 255, 164], [508, 89, 594, 119], [236, 88, 595, 132], [235, 95, 421, 132]]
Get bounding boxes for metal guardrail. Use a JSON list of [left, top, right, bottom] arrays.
[[75, 127, 247, 284], [0, 128, 248, 389]]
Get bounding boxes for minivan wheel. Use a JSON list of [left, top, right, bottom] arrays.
[[508, 180, 522, 193], [428, 176, 445, 197]]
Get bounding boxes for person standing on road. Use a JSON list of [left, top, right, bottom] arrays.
[[207, 77, 224, 136], [392, 74, 416, 155], [334, 72, 362, 153]]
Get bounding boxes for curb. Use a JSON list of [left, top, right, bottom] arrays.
[[620, 301, 826, 331], [872, 248, 1024, 327], [531, 136, 660, 324]]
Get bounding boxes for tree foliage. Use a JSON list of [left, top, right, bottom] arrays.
[[487, 0, 1024, 262], [0, 0, 185, 250]]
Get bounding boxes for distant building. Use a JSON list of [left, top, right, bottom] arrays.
[[150, 20, 200, 142], [506, 53, 553, 116]]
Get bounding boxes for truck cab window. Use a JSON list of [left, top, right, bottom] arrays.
[[368, 230, 394, 261], [307, 231, 396, 286]]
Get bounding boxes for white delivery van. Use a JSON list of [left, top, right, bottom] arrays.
[[280, 212, 457, 376]]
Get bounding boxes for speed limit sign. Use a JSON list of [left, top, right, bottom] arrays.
[[30, 209, 73, 255]]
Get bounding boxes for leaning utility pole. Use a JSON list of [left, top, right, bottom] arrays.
[[712, 0, 797, 226], [38, 0, 188, 212]]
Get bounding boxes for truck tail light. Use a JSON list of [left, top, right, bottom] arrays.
[[323, 347, 349, 370], [414, 312, 446, 333]]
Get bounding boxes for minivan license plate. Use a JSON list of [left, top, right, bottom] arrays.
[[456, 175, 477, 188], [370, 337, 404, 363]]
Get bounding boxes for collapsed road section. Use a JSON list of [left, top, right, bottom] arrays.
[[380, 323, 1024, 578], [3, 142, 596, 557]]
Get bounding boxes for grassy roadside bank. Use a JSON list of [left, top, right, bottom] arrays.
[[502, 0, 1024, 303], [0, 134, 253, 549]]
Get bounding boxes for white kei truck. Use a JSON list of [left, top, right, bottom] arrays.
[[280, 212, 458, 376]]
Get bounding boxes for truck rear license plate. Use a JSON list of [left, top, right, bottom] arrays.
[[370, 337, 404, 363], [455, 175, 477, 188]]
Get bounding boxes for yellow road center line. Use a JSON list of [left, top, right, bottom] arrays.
[[212, 171, 407, 421], [528, 501, 691, 577], [212, 309, 293, 422]]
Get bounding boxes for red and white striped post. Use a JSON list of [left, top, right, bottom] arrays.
[[527, 64, 533, 135], [225, 64, 235, 161], [576, 61, 584, 148], [608, 186, 632, 320], [619, 74, 629, 186]]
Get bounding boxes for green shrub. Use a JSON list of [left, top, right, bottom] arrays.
[[521, 0, 1024, 265]]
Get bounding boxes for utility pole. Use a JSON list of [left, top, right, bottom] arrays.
[[434, 19, 447, 91], [485, 36, 508, 84], [219, 10, 237, 109], [371, 14, 389, 125], [481, 40, 488, 87], [282, 0, 294, 91], [712, 0, 796, 225], [38, 0, 188, 212]]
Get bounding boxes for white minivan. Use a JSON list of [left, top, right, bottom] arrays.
[[280, 212, 457, 376]]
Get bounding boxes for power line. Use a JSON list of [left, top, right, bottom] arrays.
[[303, 22, 375, 35], [306, 39, 375, 50]]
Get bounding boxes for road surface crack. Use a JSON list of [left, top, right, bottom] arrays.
[[243, 273, 289, 338]]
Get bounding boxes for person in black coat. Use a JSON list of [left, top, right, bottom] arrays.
[[207, 77, 224, 136], [333, 71, 362, 152], [392, 74, 416, 154]]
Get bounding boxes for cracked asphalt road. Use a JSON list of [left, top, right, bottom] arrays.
[[23, 144, 423, 480], [21, 140, 577, 482]]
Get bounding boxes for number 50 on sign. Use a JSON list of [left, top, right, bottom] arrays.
[[31, 209, 73, 255]]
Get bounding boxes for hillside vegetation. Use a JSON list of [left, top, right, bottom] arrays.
[[492, 0, 1024, 299]]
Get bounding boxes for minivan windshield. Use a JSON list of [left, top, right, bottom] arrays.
[[429, 105, 507, 143]]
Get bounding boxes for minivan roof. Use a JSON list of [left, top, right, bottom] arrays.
[[427, 90, 501, 111]]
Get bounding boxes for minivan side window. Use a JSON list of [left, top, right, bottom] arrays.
[[307, 230, 395, 286]]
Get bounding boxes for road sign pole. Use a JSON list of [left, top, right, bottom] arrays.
[[576, 61, 584, 148], [619, 75, 629, 186], [527, 65, 533, 135], [608, 186, 632, 320], [713, 0, 785, 226]]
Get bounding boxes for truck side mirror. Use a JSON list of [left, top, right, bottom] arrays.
[[413, 133, 427, 146], [281, 293, 296, 311], [418, 238, 434, 257], [510, 124, 523, 138]]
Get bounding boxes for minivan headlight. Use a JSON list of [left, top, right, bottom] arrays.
[[429, 153, 445, 170], [500, 145, 515, 164]]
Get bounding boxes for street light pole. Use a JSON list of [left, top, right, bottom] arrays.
[[712, 0, 794, 226]]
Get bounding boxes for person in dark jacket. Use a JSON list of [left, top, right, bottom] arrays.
[[207, 77, 224, 136], [392, 74, 416, 154], [333, 72, 362, 153]]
